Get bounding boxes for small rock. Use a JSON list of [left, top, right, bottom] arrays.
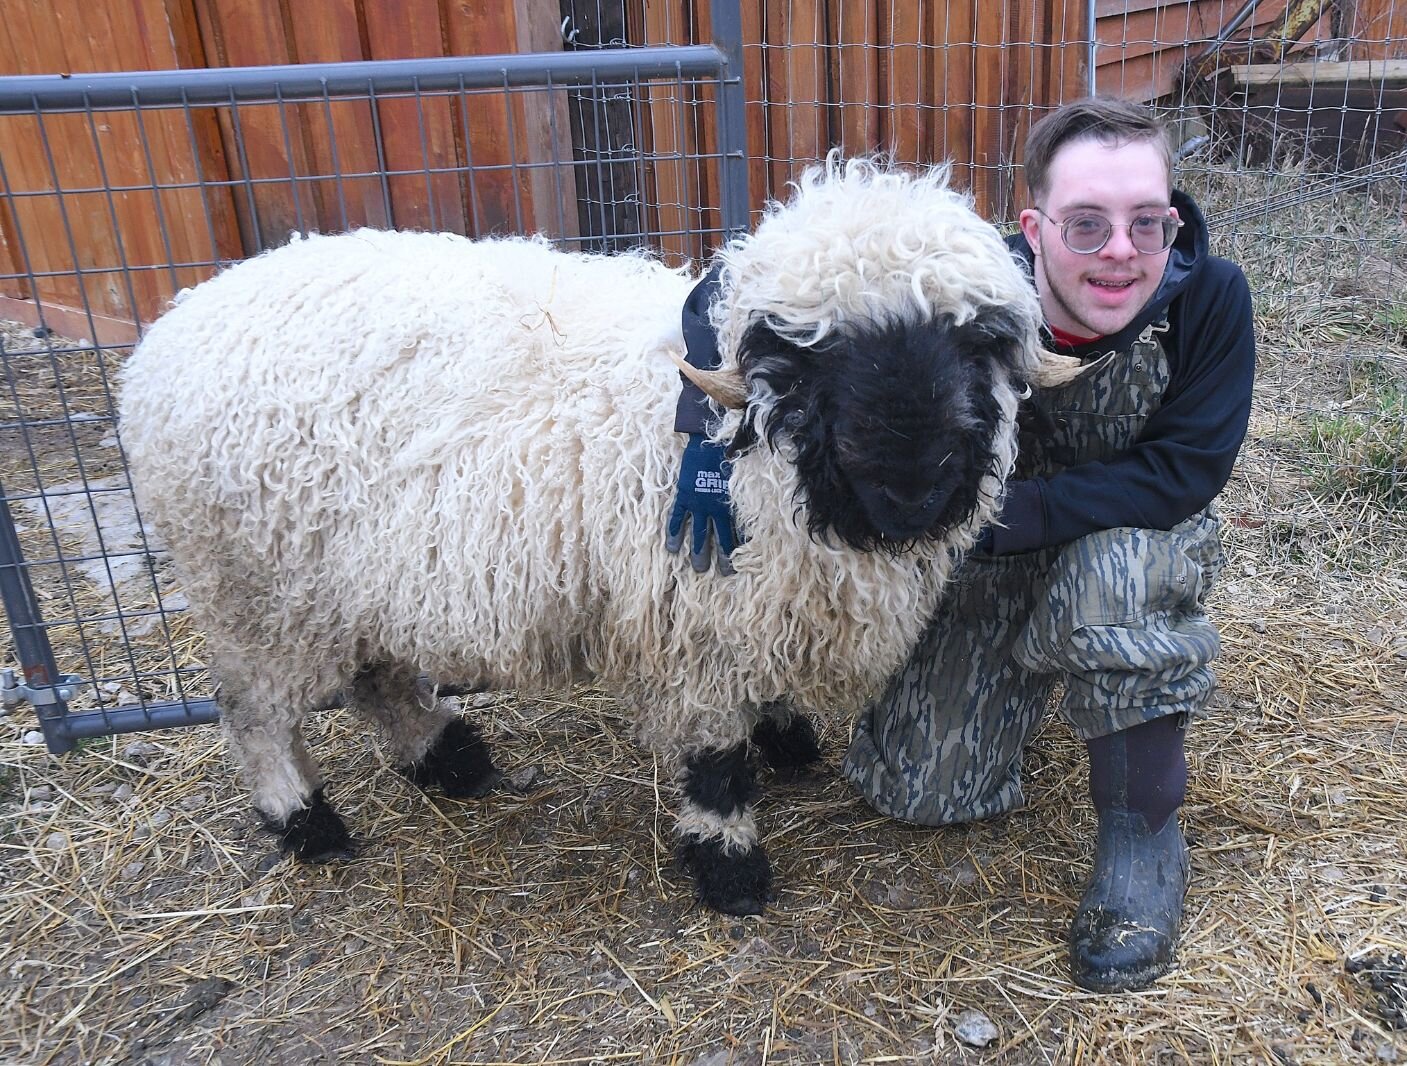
[[133, 823, 151, 839], [507, 765, 541, 793], [121, 861, 146, 879], [22, 730, 45, 746], [148, 808, 173, 830], [954, 1008, 999, 1048], [123, 740, 158, 761], [1377, 1042, 1398, 1063], [688, 1052, 730, 1066], [179, 792, 207, 812], [45, 832, 68, 851], [116, 690, 140, 707], [241, 886, 273, 908], [255, 851, 283, 875], [112, 783, 135, 803], [102, 682, 122, 695], [99, 435, 119, 448], [27, 785, 54, 802]]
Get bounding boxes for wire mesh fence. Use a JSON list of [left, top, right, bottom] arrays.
[[1, 0, 1404, 755], [0, 35, 750, 752]]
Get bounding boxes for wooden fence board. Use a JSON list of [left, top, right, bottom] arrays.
[[834, 0, 881, 154], [286, 0, 393, 232], [888, 0, 932, 163], [765, 0, 830, 197], [362, 0, 468, 234]]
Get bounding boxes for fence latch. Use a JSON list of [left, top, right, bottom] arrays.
[[0, 667, 82, 714]]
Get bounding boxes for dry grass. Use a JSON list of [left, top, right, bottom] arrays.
[[2, 169, 1406, 1065]]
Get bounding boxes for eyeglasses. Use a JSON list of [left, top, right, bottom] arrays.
[[1037, 208, 1183, 255]]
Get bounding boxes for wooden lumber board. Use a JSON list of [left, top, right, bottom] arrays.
[[971, 0, 1006, 216], [832, 0, 881, 155], [191, 0, 318, 250], [936, 0, 977, 189], [640, 0, 696, 264], [510, 0, 579, 240], [285, 0, 393, 233], [1227, 58, 1407, 87], [764, 0, 830, 202], [887, 0, 932, 165], [361, 0, 468, 234]]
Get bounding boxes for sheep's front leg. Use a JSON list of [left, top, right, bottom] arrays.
[[347, 662, 500, 798], [675, 742, 773, 916], [751, 702, 823, 772], [221, 685, 354, 863]]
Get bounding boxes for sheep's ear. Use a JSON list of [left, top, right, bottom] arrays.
[[961, 305, 1030, 375], [667, 350, 748, 410]]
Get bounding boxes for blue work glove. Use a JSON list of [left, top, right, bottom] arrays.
[[666, 433, 739, 575]]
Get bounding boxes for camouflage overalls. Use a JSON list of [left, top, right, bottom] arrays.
[[842, 321, 1226, 826]]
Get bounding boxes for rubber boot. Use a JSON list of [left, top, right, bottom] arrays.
[[1070, 714, 1190, 993]]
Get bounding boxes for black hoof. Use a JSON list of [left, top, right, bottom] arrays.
[[403, 717, 500, 798], [263, 788, 355, 863], [677, 836, 773, 916], [751, 712, 823, 771]]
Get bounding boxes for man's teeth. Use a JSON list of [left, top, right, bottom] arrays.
[[1090, 278, 1134, 288]]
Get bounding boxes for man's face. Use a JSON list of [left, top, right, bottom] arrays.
[[1019, 137, 1177, 340]]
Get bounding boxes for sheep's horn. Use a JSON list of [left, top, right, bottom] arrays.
[[667, 349, 749, 410], [1029, 348, 1113, 388]]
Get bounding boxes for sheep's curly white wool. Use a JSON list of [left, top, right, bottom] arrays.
[[119, 156, 1039, 820]]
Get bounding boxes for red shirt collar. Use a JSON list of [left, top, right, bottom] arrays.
[[1048, 324, 1104, 349]]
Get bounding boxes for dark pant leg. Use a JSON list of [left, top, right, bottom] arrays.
[[842, 550, 1059, 826]]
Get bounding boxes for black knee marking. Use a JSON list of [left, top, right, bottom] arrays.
[[263, 788, 355, 863], [750, 711, 823, 771], [404, 717, 500, 798], [677, 836, 773, 916], [682, 742, 754, 817]]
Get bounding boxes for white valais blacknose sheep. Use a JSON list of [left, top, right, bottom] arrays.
[[119, 155, 1078, 916]]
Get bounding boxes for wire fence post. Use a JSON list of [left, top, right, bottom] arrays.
[[0, 483, 75, 752], [711, 0, 750, 240]]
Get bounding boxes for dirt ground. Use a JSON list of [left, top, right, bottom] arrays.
[[2, 173, 1406, 1065]]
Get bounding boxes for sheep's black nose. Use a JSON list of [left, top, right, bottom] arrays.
[[881, 482, 939, 509]]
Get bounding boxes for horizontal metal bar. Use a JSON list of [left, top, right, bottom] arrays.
[[0, 46, 727, 113], [56, 697, 219, 740]]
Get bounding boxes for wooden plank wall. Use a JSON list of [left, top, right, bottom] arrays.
[[1344, 0, 1407, 61], [0, 0, 243, 342], [1093, 0, 1341, 102], [0, 0, 573, 335], [630, 0, 1088, 233]]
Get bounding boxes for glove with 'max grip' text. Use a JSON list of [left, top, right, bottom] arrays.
[[666, 434, 738, 575]]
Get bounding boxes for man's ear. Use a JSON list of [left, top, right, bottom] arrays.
[[1018, 209, 1042, 256]]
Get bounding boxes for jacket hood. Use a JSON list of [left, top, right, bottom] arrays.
[[1005, 188, 1210, 356]]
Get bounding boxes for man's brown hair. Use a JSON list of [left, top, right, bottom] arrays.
[[1022, 97, 1173, 204]]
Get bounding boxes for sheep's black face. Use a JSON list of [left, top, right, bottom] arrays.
[[736, 307, 1025, 553]]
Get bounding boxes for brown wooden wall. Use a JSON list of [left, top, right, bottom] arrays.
[[1093, 0, 1407, 101], [3, 0, 1406, 339], [0, 0, 575, 338]]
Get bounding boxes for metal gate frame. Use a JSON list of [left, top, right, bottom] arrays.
[[0, 4, 749, 754]]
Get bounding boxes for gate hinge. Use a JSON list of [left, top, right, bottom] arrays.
[[1, 667, 82, 713]]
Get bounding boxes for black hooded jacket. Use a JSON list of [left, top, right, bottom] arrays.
[[673, 189, 1255, 554], [991, 190, 1255, 554]]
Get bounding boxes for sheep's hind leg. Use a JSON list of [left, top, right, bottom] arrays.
[[751, 702, 823, 772], [675, 742, 773, 916], [348, 662, 500, 798], [219, 681, 354, 863]]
